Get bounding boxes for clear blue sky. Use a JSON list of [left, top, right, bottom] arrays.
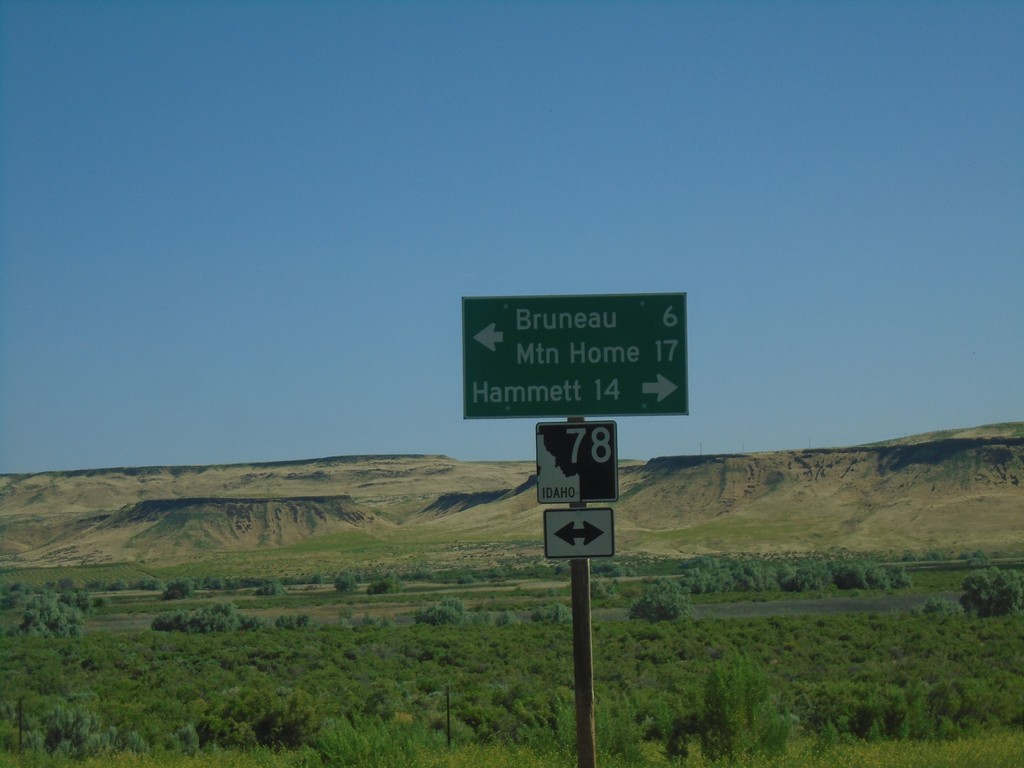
[[1, 1, 1021, 474]]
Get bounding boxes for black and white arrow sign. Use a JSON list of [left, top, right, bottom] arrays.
[[544, 508, 615, 559], [555, 520, 605, 547]]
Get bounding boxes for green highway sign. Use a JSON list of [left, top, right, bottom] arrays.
[[463, 293, 687, 418]]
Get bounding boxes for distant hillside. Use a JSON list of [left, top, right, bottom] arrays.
[[103, 494, 378, 550], [0, 455, 532, 566], [1, 424, 1021, 568], [616, 428, 1024, 555]]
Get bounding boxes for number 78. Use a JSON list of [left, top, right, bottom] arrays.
[[566, 427, 613, 464]]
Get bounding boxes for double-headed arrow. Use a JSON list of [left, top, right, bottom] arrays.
[[555, 520, 605, 546], [544, 508, 614, 558]]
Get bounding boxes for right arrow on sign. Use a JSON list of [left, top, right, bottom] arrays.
[[555, 520, 605, 546], [642, 374, 678, 402]]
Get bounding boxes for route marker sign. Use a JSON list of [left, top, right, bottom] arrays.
[[544, 507, 615, 559], [536, 421, 618, 503], [463, 293, 687, 418]]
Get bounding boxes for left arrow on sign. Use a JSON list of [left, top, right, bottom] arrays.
[[473, 323, 504, 351], [555, 520, 604, 546]]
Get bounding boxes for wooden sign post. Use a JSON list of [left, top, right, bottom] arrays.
[[570, 554, 596, 768]]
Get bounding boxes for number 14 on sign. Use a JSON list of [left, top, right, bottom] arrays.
[[594, 379, 619, 401]]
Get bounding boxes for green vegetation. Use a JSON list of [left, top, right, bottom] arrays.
[[697, 655, 790, 762], [414, 597, 467, 626], [2, 430, 1022, 765], [628, 578, 692, 622], [366, 574, 403, 595], [959, 566, 1024, 616], [1, 555, 1023, 766], [151, 602, 268, 633], [333, 571, 358, 593], [679, 555, 910, 594], [0, 733, 1021, 767], [14, 593, 85, 638], [161, 578, 196, 600], [916, 597, 963, 616], [2, 612, 1022, 762], [254, 579, 286, 597]]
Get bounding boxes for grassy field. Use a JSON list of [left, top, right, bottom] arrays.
[[2, 731, 1022, 767]]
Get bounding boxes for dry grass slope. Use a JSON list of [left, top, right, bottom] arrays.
[[1, 423, 1021, 569]]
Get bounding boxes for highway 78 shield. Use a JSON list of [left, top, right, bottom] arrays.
[[536, 421, 617, 503]]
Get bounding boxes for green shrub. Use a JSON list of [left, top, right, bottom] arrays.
[[595, 694, 647, 763], [890, 568, 912, 589], [629, 578, 692, 622], [918, 597, 964, 616], [828, 559, 911, 590], [275, 613, 311, 629], [414, 597, 466, 626], [238, 613, 270, 630], [40, 702, 103, 756], [174, 723, 200, 755], [17, 594, 84, 637], [162, 577, 195, 600], [780, 559, 833, 592], [58, 589, 93, 613], [197, 687, 319, 749], [848, 683, 930, 740], [530, 603, 571, 624], [831, 560, 878, 589], [590, 578, 617, 600], [366, 575, 402, 595], [0, 582, 32, 610], [255, 579, 285, 596], [315, 715, 426, 767], [31, 702, 148, 757], [334, 572, 359, 593], [699, 655, 790, 762], [677, 556, 910, 596], [732, 562, 780, 592], [681, 556, 736, 594], [151, 602, 268, 632], [960, 567, 1024, 616]]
